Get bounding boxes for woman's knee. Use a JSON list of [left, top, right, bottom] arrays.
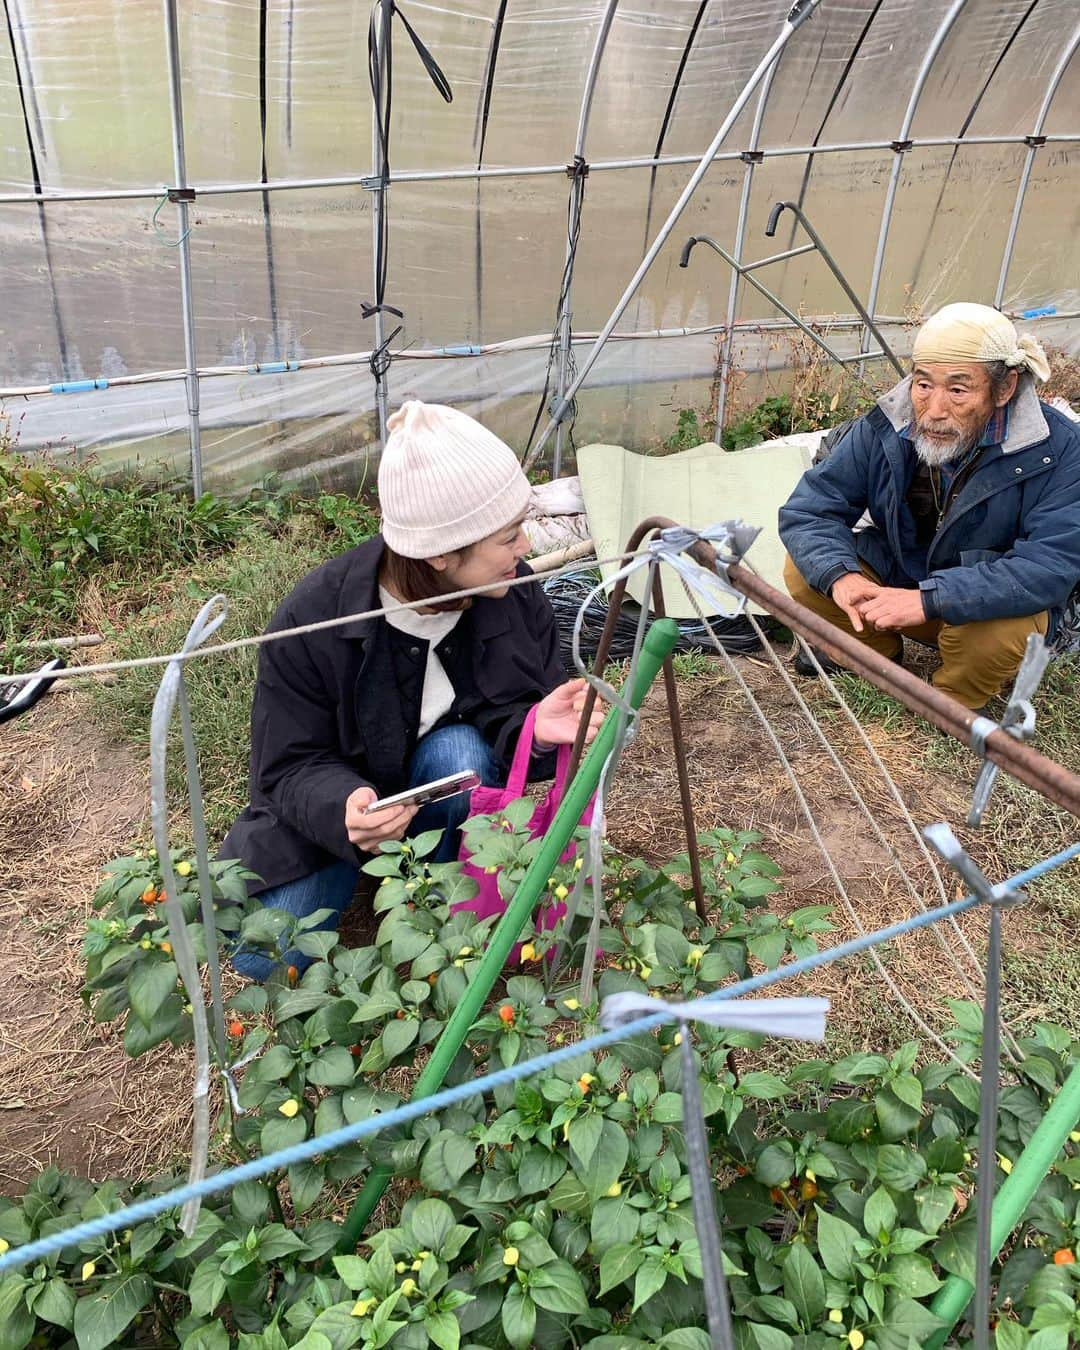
[[410, 723, 500, 786]]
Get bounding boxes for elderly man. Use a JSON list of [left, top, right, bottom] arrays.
[[779, 303, 1080, 710]]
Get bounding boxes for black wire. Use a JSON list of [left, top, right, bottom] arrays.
[[3, 0, 70, 378], [642, 0, 709, 250], [907, 0, 1042, 296], [258, 0, 282, 361], [365, 2, 453, 386], [786, 0, 885, 243], [476, 0, 508, 167], [368, 0, 393, 318], [524, 157, 587, 459], [543, 568, 768, 675], [473, 0, 509, 344]]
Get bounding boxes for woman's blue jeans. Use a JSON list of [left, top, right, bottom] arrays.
[[231, 724, 501, 981]]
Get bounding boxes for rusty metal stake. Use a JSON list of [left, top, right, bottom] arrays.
[[568, 518, 708, 920], [725, 561, 1080, 821]]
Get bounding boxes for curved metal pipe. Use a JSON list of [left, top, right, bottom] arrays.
[[767, 201, 905, 374], [714, 58, 781, 436], [906, 0, 1042, 298], [680, 232, 881, 381], [861, 0, 970, 358], [552, 0, 620, 475], [994, 22, 1080, 308], [524, 0, 824, 471], [163, 0, 203, 497]]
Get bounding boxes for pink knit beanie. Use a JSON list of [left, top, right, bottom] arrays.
[[378, 400, 531, 558]]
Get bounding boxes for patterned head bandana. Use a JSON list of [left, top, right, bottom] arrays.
[[912, 302, 1051, 383]]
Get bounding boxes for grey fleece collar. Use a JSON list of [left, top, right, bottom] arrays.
[[877, 372, 1050, 454]]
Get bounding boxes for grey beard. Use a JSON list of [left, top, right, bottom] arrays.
[[912, 428, 979, 467]]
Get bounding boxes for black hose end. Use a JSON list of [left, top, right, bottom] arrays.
[[765, 202, 785, 238], [678, 237, 696, 269]]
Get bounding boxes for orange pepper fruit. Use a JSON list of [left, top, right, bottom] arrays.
[[1053, 1248, 1076, 1265], [498, 1005, 515, 1024]]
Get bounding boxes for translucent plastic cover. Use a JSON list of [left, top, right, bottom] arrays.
[[0, 0, 1076, 487]]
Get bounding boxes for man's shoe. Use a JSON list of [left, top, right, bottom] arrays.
[[792, 644, 903, 678]]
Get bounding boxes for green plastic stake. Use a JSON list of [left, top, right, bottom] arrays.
[[336, 616, 682, 1251], [925, 1059, 1080, 1348]]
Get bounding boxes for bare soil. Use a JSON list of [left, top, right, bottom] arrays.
[[0, 690, 191, 1193]]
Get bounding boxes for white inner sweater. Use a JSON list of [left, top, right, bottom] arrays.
[[379, 586, 464, 738]]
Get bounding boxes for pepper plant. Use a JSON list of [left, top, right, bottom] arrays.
[[0, 814, 1076, 1347]]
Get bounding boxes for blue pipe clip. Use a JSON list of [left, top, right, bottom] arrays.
[[1021, 305, 1057, 319], [49, 378, 110, 394], [249, 360, 300, 375]]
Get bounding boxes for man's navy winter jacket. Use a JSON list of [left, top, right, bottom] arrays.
[[779, 375, 1080, 629]]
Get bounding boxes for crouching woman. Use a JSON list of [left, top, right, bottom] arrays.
[[221, 400, 601, 980]]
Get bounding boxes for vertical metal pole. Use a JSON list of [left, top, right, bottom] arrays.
[[553, 0, 620, 478], [523, 0, 822, 472], [4, 0, 71, 380], [994, 26, 1080, 308], [284, 0, 296, 148], [370, 0, 391, 445], [973, 903, 1003, 1350], [714, 63, 779, 440], [860, 0, 968, 365], [162, 0, 203, 497], [652, 567, 707, 919]]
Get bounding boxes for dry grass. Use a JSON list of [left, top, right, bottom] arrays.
[[1045, 347, 1080, 409], [0, 692, 194, 1193]]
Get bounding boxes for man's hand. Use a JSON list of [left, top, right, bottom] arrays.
[[534, 678, 606, 747], [857, 586, 927, 631], [345, 785, 417, 852], [830, 572, 883, 632]]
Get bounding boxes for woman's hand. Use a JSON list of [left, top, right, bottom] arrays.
[[345, 785, 417, 852], [533, 678, 606, 748]]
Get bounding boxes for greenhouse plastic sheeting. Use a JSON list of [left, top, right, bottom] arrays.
[[0, 0, 1076, 488]]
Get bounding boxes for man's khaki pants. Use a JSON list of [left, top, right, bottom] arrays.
[[782, 555, 1047, 709]]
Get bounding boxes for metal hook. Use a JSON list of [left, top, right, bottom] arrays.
[[922, 822, 1027, 908], [967, 633, 1050, 827], [765, 201, 905, 376]]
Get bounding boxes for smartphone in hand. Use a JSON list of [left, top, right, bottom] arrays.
[[363, 770, 481, 815]]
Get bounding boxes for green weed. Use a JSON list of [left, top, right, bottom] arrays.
[[88, 517, 335, 843], [663, 407, 706, 451], [720, 393, 856, 451], [671, 649, 714, 679]]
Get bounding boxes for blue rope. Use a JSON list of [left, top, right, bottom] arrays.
[[2, 841, 1076, 1274]]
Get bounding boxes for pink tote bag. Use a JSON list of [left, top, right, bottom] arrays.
[[453, 705, 593, 957]]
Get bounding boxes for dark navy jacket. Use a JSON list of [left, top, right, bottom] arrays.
[[779, 375, 1080, 629], [220, 536, 564, 893]]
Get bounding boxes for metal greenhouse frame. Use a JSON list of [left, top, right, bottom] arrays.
[[1, 0, 1077, 493]]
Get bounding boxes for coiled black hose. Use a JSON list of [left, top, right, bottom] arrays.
[[543, 567, 771, 673]]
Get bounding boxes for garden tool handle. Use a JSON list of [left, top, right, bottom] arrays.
[[0, 657, 66, 724]]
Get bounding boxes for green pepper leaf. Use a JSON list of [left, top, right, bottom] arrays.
[[73, 1272, 154, 1350], [599, 1242, 645, 1294]]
